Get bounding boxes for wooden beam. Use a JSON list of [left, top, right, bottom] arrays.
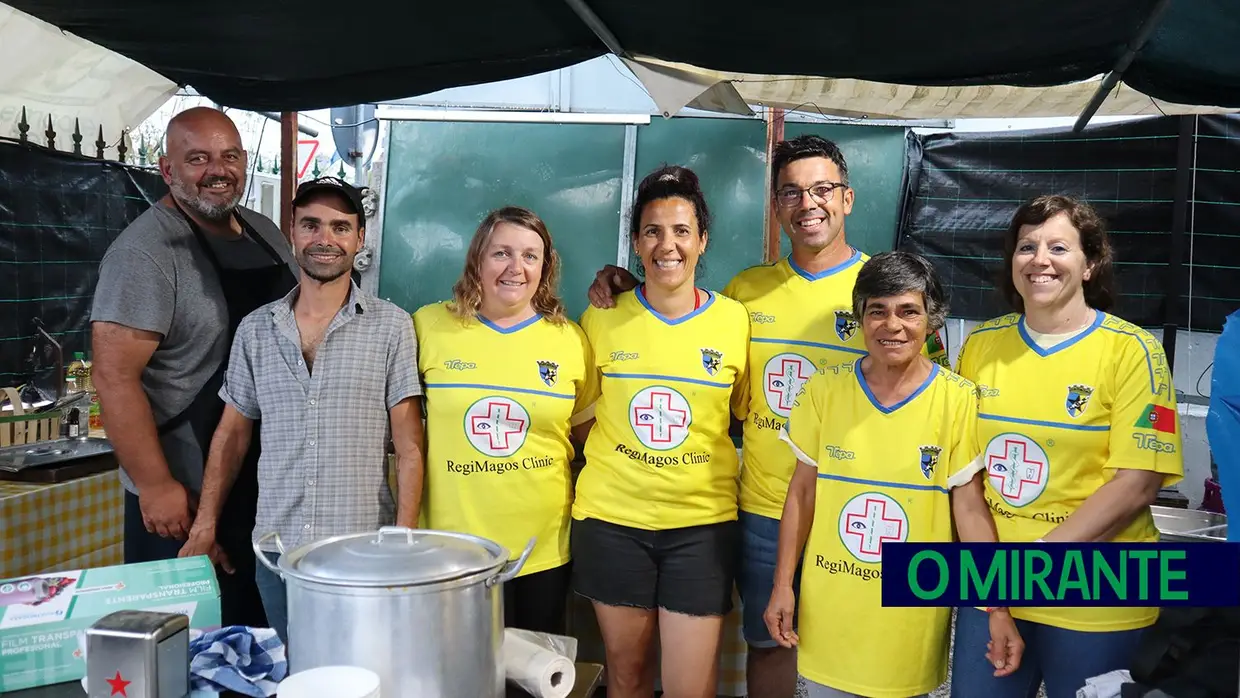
[[763, 107, 786, 263], [280, 112, 298, 240]]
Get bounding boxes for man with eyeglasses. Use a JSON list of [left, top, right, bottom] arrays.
[[586, 135, 948, 698]]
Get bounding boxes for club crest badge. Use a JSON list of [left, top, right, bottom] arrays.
[[1066, 384, 1094, 418], [919, 445, 942, 480], [537, 360, 559, 387], [835, 310, 859, 342], [701, 348, 723, 376]]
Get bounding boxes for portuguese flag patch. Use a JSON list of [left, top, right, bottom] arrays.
[[1135, 403, 1176, 434]]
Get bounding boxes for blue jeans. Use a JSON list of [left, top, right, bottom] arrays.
[[950, 607, 1147, 698], [254, 551, 288, 646], [736, 511, 802, 647]]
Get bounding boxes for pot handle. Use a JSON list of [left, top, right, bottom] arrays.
[[376, 526, 416, 544], [487, 537, 536, 588], [252, 531, 286, 577]]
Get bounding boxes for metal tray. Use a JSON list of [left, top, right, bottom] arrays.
[[1151, 505, 1228, 542], [0, 437, 114, 473]]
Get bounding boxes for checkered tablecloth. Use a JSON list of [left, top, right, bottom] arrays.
[[0, 471, 125, 579]]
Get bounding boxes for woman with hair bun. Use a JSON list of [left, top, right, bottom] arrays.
[[413, 205, 597, 635], [570, 165, 751, 697]]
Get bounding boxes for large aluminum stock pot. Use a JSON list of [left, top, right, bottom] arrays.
[[254, 526, 535, 698]]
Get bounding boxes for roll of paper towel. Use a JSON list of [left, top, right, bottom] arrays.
[[503, 629, 576, 698]]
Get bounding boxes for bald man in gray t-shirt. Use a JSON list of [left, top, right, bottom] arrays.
[[91, 203, 296, 499]]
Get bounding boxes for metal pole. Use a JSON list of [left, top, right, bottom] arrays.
[[561, 0, 626, 56], [1162, 114, 1195, 376], [1072, 0, 1174, 133], [353, 103, 366, 186]]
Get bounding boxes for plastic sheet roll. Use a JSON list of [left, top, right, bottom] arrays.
[[502, 629, 576, 698]]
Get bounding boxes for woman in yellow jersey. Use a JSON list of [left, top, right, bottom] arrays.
[[571, 165, 750, 698], [949, 196, 1185, 698], [766, 251, 1023, 698], [413, 206, 597, 634]]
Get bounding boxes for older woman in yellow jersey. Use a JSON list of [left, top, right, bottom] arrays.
[[413, 206, 597, 634], [950, 196, 1184, 698], [571, 165, 750, 698], [765, 251, 1023, 698]]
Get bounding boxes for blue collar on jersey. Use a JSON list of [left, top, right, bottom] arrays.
[[855, 357, 940, 414], [788, 247, 862, 281], [1018, 309, 1104, 357]]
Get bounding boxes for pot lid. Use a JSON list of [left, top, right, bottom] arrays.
[[288, 527, 506, 586]]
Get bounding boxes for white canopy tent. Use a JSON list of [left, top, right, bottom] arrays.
[[0, 3, 177, 158]]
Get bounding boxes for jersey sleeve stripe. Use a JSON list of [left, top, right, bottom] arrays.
[[600, 372, 732, 388], [816, 471, 951, 495], [751, 337, 867, 355], [778, 427, 819, 468], [1098, 325, 1157, 393], [980, 413, 1110, 432], [424, 382, 575, 400], [946, 453, 986, 489]]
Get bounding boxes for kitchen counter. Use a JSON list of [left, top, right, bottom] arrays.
[[0, 467, 124, 579], [7, 662, 605, 697]]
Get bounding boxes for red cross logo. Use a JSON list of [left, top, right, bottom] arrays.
[[844, 497, 905, 556], [987, 437, 1046, 501], [631, 390, 689, 445], [469, 400, 527, 451], [765, 355, 812, 415], [106, 670, 131, 696]]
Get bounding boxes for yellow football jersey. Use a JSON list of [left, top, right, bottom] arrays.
[[782, 359, 983, 698], [723, 251, 952, 520], [413, 302, 598, 576], [572, 288, 750, 530], [956, 310, 1185, 632]]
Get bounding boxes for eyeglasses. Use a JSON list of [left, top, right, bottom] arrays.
[[775, 182, 848, 207]]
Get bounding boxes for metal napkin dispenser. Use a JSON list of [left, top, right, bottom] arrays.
[[86, 610, 190, 698]]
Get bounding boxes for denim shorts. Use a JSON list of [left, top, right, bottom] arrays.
[[570, 517, 739, 616], [736, 510, 802, 647]]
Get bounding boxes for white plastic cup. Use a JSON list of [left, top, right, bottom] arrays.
[[278, 666, 381, 698]]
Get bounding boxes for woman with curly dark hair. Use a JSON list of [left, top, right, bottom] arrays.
[[951, 195, 1184, 698]]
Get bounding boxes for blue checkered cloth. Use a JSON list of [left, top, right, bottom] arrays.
[[189, 625, 288, 697]]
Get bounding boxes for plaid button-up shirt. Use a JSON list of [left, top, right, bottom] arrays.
[[220, 281, 421, 551]]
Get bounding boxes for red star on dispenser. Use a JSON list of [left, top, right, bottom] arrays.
[[106, 670, 131, 696]]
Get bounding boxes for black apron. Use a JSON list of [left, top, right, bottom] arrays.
[[160, 201, 297, 628]]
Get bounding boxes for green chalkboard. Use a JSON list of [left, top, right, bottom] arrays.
[[377, 121, 626, 320], [782, 123, 908, 257], [632, 117, 768, 291]]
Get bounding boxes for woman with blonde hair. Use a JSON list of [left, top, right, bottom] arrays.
[[413, 205, 597, 633]]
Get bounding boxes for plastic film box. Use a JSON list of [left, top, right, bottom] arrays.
[[0, 555, 221, 692]]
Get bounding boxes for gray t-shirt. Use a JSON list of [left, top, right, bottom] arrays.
[[90, 202, 300, 495]]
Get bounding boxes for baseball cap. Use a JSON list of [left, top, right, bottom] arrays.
[[292, 176, 366, 217]]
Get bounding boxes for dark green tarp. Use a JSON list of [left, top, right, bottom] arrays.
[[7, 0, 1240, 112]]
